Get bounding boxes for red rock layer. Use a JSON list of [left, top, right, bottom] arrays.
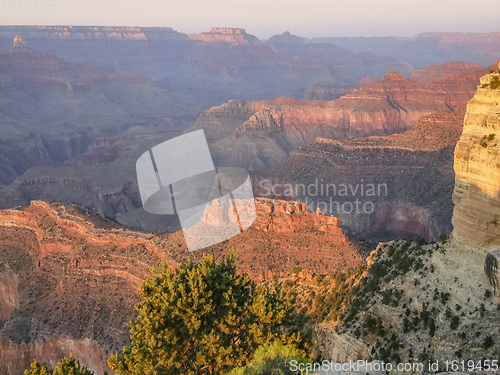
[[410, 61, 483, 83], [0, 199, 361, 372]]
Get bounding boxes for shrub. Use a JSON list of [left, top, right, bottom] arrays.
[[229, 342, 311, 375], [24, 354, 93, 375], [108, 251, 311, 375], [450, 316, 459, 330], [483, 335, 494, 350]]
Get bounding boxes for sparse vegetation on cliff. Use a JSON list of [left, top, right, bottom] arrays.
[[481, 73, 500, 89], [276, 236, 500, 368]]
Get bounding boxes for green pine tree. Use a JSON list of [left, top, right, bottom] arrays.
[[229, 342, 312, 375], [108, 249, 311, 375], [24, 354, 93, 375]]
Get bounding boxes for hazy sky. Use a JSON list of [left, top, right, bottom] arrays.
[[1, 0, 499, 38]]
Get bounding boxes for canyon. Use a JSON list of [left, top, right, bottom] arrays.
[[0, 23, 499, 374], [194, 65, 491, 171], [0, 198, 362, 373], [0, 26, 414, 103], [308, 73, 500, 366], [252, 108, 465, 242], [0, 36, 209, 191], [1, 56, 495, 243]]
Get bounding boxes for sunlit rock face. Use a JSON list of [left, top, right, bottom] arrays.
[[452, 69, 500, 251], [189, 28, 260, 46]]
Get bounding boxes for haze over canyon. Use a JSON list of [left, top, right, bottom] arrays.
[[0, 25, 499, 374]]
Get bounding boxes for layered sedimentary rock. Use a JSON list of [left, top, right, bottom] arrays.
[[0, 37, 207, 190], [452, 69, 500, 251], [0, 26, 417, 102], [0, 199, 361, 373], [410, 61, 483, 83], [253, 107, 466, 242], [196, 69, 484, 170], [302, 84, 359, 101], [189, 28, 260, 46]]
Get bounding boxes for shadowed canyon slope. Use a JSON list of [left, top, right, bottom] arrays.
[[0, 37, 210, 191], [0, 199, 361, 373], [252, 108, 466, 242]]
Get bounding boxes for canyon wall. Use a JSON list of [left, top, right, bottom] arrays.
[[195, 69, 482, 171], [452, 69, 500, 251], [0, 199, 362, 373], [253, 108, 465, 242]]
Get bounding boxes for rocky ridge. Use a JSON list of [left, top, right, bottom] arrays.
[[452, 67, 500, 252], [194, 67, 486, 170], [0, 198, 362, 373], [253, 108, 465, 242], [189, 28, 260, 46]]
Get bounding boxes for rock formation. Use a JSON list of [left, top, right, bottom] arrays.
[[452, 67, 500, 252], [0, 198, 362, 373], [265, 31, 304, 46], [196, 68, 486, 170], [253, 107, 466, 242], [10, 36, 29, 52], [0, 26, 416, 102], [189, 28, 260, 46], [302, 84, 359, 101], [410, 61, 483, 83]]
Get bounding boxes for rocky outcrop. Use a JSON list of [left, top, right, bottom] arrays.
[[451, 68, 500, 251], [265, 31, 304, 46], [410, 61, 483, 83], [10, 36, 29, 52], [189, 28, 260, 46], [198, 69, 482, 170], [303, 85, 359, 101], [253, 108, 466, 242]]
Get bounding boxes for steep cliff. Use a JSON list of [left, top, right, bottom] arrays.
[[410, 61, 483, 83], [197, 69, 481, 170], [452, 68, 500, 252], [253, 108, 465, 242]]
